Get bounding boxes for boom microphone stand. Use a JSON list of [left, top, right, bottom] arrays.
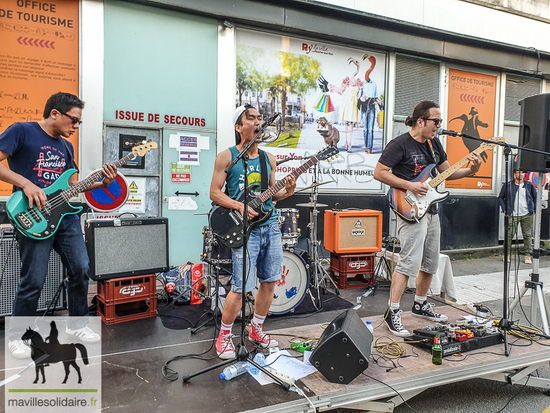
[[182, 114, 290, 390], [438, 128, 550, 355]]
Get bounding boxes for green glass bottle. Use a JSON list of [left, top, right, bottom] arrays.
[[432, 334, 443, 365]]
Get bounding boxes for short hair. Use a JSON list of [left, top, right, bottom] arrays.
[[405, 101, 439, 127], [43, 92, 84, 119]]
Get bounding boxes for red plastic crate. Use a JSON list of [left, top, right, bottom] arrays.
[[97, 274, 156, 304], [97, 293, 157, 325], [329, 253, 375, 289]]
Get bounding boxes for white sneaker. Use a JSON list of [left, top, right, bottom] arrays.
[[9, 339, 31, 359], [65, 325, 100, 343]]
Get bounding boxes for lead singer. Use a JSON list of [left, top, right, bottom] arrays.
[[209, 105, 296, 359], [373, 101, 482, 337]]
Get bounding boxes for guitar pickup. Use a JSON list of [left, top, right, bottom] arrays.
[[229, 211, 242, 226], [15, 212, 35, 230]]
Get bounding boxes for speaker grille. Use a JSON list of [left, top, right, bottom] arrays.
[[0, 234, 65, 316]]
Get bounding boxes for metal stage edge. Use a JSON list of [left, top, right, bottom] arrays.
[[243, 341, 550, 413]]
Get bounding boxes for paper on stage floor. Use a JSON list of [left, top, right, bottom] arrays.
[[250, 350, 317, 385]]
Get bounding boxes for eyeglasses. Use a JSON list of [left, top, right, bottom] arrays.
[[58, 110, 82, 125], [424, 118, 443, 126]]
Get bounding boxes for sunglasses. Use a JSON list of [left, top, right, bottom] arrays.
[[424, 118, 443, 126], [58, 110, 82, 125]]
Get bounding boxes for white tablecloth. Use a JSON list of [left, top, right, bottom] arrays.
[[377, 250, 456, 302]]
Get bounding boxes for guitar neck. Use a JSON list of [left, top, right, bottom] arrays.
[[62, 153, 135, 198], [429, 146, 484, 188], [258, 156, 319, 202]]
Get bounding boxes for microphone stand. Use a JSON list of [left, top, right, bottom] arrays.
[[440, 130, 550, 355], [183, 113, 290, 390]]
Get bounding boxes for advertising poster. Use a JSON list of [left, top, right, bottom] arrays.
[[236, 29, 386, 191], [0, 0, 79, 195], [446, 69, 497, 190]]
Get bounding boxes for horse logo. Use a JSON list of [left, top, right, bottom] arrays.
[[21, 321, 89, 384]]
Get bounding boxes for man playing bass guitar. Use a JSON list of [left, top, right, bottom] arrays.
[[373, 100, 482, 337], [0, 92, 117, 359], [210, 104, 296, 359]]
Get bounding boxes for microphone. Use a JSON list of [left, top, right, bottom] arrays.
[[437, 127, 463, 137], [257, 113, 280, 132]]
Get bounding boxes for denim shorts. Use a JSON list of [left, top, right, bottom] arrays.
[[231, 222, 283, 293], [395, 214, 440, 278]]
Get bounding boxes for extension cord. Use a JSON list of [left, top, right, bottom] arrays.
[[261, 367, 295, 385]]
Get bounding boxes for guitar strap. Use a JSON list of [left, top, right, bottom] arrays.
[[258, 149, 269, 192], [427, 139, 437, 165]]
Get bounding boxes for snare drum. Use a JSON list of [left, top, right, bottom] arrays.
[[201, 226, 232, 264], [278, 208, 300, 247], [253, 249, 310, 315]]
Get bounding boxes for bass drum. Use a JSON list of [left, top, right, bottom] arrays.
[[254, 249, 310, 315]]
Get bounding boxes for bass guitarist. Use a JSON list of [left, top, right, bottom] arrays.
[[209, 104, 295, 359], [373, 100, 482, 337], [0, 92, 117, 359]]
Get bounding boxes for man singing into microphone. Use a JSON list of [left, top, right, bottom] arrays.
[[374, 101, 482, 337], [210, 105, 296, 358]]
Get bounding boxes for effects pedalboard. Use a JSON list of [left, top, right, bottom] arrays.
[[405, 323, 504, 357]]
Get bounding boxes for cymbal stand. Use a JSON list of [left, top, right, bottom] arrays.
[[307, 163, 340, 309]]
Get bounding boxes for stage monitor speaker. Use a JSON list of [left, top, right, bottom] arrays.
[[324, 209, 382, 254], [309, 309, 372, 384], [518, 93, 550, 172], [85, 217, 169, 281], [0, 232, 66, 316]]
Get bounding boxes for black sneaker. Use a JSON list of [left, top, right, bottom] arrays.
[[384, 308, 411, 337], [412, 300, 448, 322]]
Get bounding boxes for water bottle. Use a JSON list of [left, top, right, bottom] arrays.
[[248, 352, 266, 375], [219, 361, 248, 380], [366, 321, 374, 354]]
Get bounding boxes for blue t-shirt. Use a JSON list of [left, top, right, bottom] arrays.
[[225, 146, 278, 226], [0, 122, 77, 222]]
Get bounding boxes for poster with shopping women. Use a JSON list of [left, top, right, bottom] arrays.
[[236, 29, 386, 191]]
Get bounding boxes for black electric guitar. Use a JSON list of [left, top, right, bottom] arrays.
[[210, 145, 339, 248], [7, 140, 157, 240]]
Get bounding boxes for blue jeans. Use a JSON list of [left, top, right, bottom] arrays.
[[9, 218, 90, 339], [362, 107, 376, 151], [231, 222, 283, 293]]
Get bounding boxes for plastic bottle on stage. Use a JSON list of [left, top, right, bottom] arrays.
[[432, 334, 443, 365], [248, 352, 266, 375], [220, 362, 249, 380], [366, 321, 374, 355]]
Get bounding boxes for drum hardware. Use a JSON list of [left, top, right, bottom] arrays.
[[278, 208, 301, 248], [296, 180, 335, 193], [296, 202, 329, 208]]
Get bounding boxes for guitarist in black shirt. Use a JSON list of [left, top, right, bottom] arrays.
[[209, 105, 295, 359], [373, 101, 481, 337]]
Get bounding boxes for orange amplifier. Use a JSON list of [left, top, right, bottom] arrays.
[[324, 209, 382, 254]]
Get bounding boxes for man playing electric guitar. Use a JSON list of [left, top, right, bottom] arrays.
[[0, 92, 117, 359], [210, 104, 296, 359], [373, 100, 482, 337]]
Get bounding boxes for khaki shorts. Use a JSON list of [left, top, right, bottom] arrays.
[[395, 214, 440, 278]]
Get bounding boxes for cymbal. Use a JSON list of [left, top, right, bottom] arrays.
[[297, 180, 335, 192], [296, 202, 329, 208]]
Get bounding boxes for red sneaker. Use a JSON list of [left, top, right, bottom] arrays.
[[216, 331, 235, 359], [248, 322, 278, 348]]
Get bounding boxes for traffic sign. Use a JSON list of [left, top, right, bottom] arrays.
[[84, 171, 129, 212]]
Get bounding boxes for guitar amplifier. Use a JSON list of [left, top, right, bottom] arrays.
[[85, 217, 169, 281], [324, 209, 382, 254], [0, 231, 66, 316]]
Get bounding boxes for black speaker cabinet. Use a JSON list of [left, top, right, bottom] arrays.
[[518, 93, 550, 172], [309, 309, 372, 384], [0, 232, 66, 316], [85, 217, 169, 281]]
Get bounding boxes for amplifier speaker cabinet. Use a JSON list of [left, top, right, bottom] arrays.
[[0, 233, 66, 316], [85, 217, 169, 281], [324, 209, 382, 254], [309, 309, 372, 384]]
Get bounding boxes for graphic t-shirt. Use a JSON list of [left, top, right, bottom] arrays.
[[378, 132, 447, 214], [225, 146, 278, 226], [0, 122, 77, 222]]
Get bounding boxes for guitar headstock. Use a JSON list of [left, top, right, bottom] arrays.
[[479, 136, 505, 151], [315, 144, 339, 162], [132, 140, 158, 157]]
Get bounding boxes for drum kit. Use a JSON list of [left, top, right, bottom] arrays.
[[200, 163, 337, 315]]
